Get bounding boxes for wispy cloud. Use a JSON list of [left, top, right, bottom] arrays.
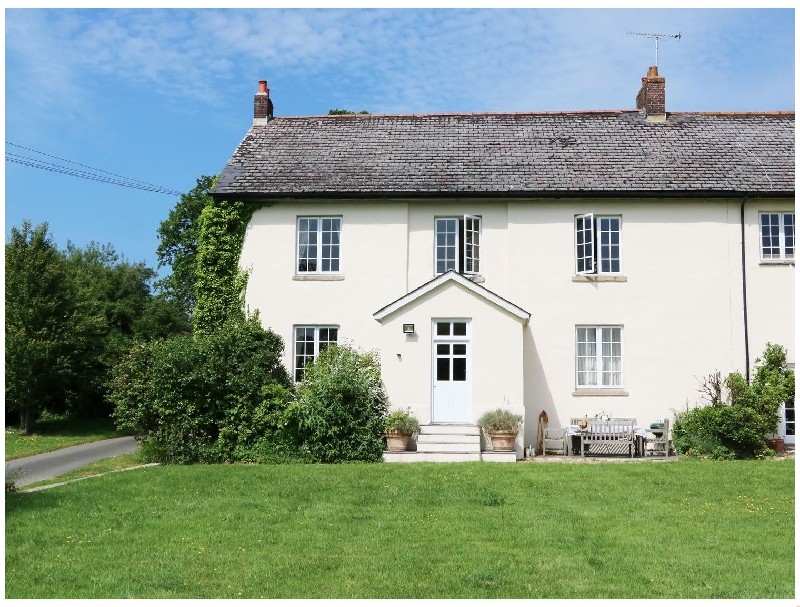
[[6, 7, 794, 129]]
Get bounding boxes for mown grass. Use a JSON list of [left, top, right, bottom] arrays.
[[5, 459, 794, 599], [5, 416, 128, 460]]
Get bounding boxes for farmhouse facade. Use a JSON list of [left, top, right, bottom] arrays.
[[211, 69, 795, 459]]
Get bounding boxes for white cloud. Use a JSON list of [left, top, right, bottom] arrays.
[[5, 6, 794, 130]]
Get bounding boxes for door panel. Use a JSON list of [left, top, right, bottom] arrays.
[[432, 320, 471, 423]]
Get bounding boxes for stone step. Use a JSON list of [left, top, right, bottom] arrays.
[[419, 424, 480, 435], [417, 433, 480, 445], [416, 442, 481, 453], [384, 451, 482, 463]]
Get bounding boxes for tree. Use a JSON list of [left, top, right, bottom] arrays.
[[327, 109, 370, 115], [4, 222, 92, 432], [155, 175, 216, 317], [62, 242, 190, 415]]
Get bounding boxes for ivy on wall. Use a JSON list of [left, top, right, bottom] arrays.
[[193, 198, 256, 335]]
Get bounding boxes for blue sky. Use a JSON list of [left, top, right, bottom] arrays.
[[4, 7, 795, 278]]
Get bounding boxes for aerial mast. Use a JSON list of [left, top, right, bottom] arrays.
[[627, 31, 681, 68]]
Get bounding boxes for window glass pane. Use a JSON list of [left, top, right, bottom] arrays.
[[453, 344, 466, 355], [437, 344, 450, 355], [453, 358, 467, 381], [785, 213, 795, 258], [437, 357, 450, 381], [453, 322, 467, 336], [436, 322, 451, 336]]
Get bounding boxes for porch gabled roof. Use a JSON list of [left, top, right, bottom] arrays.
[[373, 270, 531, 325]]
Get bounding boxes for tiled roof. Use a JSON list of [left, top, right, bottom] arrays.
[[211, 111, 795, 198]]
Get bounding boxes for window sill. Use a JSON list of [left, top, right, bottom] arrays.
[[572, 389, 629, 397], [759, 260, 794, 266], [292, 274, 345, 281], [572, 275, 627, 283]]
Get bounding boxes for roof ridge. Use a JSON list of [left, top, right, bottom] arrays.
[[268, 110, 794, 120]]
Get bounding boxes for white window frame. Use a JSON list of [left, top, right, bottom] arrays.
[[293, 325, 339, 382], [759, 212, 795, 261], [434, 215, 482, 275], [296, 217, 342, 274], [574, 214, 622, 275], [575, 325, 624, 389]]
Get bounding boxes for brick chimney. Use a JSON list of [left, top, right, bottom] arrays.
[[636, 66, 666, 121], [254, 80, 273, 125]]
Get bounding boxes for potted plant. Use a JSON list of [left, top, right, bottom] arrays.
[[477, 408, 523, 452], [383, 408, 420, 452]]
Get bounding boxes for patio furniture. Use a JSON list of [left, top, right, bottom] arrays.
[[566, 418, 646, 457], [648, 418, 672, 456], [542, 426, 567, 456]]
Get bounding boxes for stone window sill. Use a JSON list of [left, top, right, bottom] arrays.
[[572, 275, 627, 283], [292, 274, 345, 281], [759, 260, 794, 267], [572, 389, 629, 397]]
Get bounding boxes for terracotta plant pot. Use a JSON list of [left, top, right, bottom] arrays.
[[488, 431, 518, 452], [385, 431, 412, 452], [767, 438, 785, 455]]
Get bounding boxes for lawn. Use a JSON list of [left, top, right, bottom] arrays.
[[5, 416, 128, 460], [5, 459, 794, 599]]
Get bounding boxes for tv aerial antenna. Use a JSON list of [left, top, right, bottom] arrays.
[[627, 31, 681, 68]]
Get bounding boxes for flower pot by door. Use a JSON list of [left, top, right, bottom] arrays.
[[386, 431, 412, 452], [767, 438, 785, 454], [488, 431, 517, 452]]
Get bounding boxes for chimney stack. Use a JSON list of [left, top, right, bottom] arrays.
[[254, 79, 274, 125], [636, 66, 666, 121]]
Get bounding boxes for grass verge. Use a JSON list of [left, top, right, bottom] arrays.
[[5, 458, 794, 599], [17, 453, 148, 491], [5, 416, 128, 460]]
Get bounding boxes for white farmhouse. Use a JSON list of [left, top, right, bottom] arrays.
[[211, 68, 795, 460]]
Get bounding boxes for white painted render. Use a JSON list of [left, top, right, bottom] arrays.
[[240, 197, 795, 453]]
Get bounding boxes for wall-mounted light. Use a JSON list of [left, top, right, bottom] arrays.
[[403, 324, 415, 334]]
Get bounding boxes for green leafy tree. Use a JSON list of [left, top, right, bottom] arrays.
[[4, 221, 100, 432], [62, 242, 190, 415], [327, 109, 370, 115], [155, 175, 216, 316]]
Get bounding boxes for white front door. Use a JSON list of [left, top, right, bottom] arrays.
[[780, 399, 795, 445], [432, 320, 471, 423]]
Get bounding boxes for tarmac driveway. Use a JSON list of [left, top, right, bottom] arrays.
[[5, 436, 139, 487]]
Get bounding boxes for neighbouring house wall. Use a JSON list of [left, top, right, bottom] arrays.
[[241, 196, 794, 444]]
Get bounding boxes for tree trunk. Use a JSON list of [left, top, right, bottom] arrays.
[[20, 407, 35, 435]]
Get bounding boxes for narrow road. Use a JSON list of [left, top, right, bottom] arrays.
[[5, 436, 139, 487]]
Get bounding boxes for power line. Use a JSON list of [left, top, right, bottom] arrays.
[[5, 141, 184, 197]]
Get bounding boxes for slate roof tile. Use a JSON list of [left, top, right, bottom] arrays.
[[211, 111, 794, 198]]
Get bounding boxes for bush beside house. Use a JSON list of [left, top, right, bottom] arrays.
[[673, 343, 794, 459]]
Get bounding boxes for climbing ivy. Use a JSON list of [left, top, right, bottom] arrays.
[[193, 199, 255, 335]]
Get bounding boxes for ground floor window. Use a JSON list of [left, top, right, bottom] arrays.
[[294, 325, 338, 382], [576, 325, 623, 388]]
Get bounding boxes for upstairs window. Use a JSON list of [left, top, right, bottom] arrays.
[[575, 214, 621, 275], [297, 217, 341, 273], [294, 325, 338, 382], [435, 215, 481, 275], [760, 212, 794, 261]]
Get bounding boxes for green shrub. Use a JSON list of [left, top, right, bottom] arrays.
[[285, 344, 388, 463], [673, 343, 794, 459], [477, 408, 523, 433], [384, 408, 420, 434], [109, 314, 292, 464]]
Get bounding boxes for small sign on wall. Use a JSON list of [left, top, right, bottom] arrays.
[[403, 324, 415, 334]]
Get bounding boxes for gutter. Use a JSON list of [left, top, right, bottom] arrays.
[[740, 195, 750, 383]]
